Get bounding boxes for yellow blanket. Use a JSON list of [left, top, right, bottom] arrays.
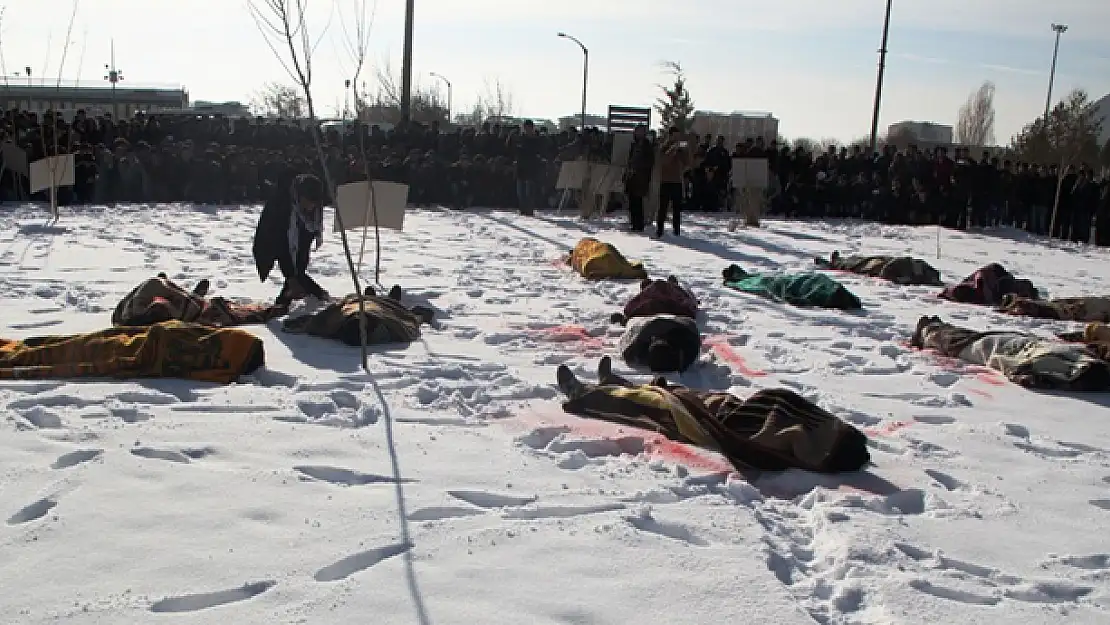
[[0, 321, 264, 384], [568, 238, 648, 280]]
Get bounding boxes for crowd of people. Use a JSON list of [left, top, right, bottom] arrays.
[[1, 107, 1108, 245]]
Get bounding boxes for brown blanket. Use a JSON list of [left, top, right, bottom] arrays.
[[113, 277, 283, 327], [282, 293, 426, 346], [998, 294, 1110, 322], [556, 359, 870, 473]]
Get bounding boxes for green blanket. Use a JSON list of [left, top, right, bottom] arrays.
[[722, 265, 862, 310]]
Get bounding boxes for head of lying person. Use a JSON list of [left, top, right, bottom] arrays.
[[646, 337, 684, 373]]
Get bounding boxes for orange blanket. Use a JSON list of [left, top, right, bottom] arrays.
[[0, 321, 264, 384]]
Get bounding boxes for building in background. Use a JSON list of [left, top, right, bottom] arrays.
[[187, 100, 252, 117], [886, 120, 954, 145], [557, 113, 608, 131], [690, 111, 779, 144], [0, 81, 188, 118], [1094, 92, 1110, 147]]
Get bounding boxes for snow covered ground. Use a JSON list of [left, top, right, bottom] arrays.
[[1, 203, 1109, 624]]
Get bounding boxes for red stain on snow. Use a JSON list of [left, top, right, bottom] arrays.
[[967, 387, 994, 399], [514, 410, 735, 474], [704, 335, 768, 377], [525, 324, 607, 350], [864, 420, 915, 437]]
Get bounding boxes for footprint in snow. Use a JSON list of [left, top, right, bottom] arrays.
[[314, 543, 413, 582], [294, 465, 413, 486], [51, 448, 104, 469], [150, 580, 276, 613], [7, 498, 58, 525]]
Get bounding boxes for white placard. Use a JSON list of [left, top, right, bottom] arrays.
[[555, 160, 589, 190], [610, 133, 633, 167], [29, 154, 76, 194], [732, 157, 768, 190], [590, 163, 625, 194], [333, 180, 409, 232], [2, 141, 28, 177]]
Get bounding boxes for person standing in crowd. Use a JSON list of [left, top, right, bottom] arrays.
[[507, 119, 542, 216], [252, 172, 330, 306], [624, 124, 655, 232], [656, 126, 692, 238]]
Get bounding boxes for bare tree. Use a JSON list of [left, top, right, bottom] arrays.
[[248, 0, 371, 370], [955, 81, 996, 148], [250, 82, 306, 117], [454, 77, 516, 126], [359, 57, 448, 125], [38, 0, 80, 220]]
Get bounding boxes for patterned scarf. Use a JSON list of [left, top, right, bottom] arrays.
[[287, 180, 324, 263]]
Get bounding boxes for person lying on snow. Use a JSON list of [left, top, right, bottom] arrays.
[[252, 172, 331, 306], [938, 263, 1038, 307], [997, 293, 1110, 323], [112, 273, 285, 327], [1057, 322, 1110, 360], [813, 250, 943, 286], [282, 284, 435, 347], [723, 264, 862, 310], [618, 314, 700, 373], [610, 276, 698, 326], [555, 356, 870, 473], [911, 315, 1110, 391]]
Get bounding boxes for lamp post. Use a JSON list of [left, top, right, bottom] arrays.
[[428, 72, 452, 124], [103, 40, 124, 118], [1044, 23, 1068, 121], [867, 0, 893, 155], [400, 0, 414, 124], [557, 32, 588, 131]]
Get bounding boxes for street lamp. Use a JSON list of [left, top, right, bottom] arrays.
[[557, 32, 588, 131], [1044, 23, 1068, 121], [428, 72, 452, 124]]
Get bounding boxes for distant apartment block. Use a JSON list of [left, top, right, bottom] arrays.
[[690, 111, 779, 144], [557, 113, 608, 131], [0, 81, 189, 119], [887, 120, 954, 145]]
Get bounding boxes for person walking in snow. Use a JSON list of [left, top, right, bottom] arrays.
[[252, 173, 331, 307]]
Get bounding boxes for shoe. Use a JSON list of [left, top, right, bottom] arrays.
[[597, 356, 613, 382], [388, 285, 402, 301], [411, 305, 435, 324], [363, 285, 376, 297], [556, 365, 578, 398], [157, 272, 168, 279], [192, 279, 210, 297]]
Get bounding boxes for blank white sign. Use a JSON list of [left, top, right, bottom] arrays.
[[333, 180, 409, 232]]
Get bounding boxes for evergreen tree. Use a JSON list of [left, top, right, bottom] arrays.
[[654, 61, 695, 133]]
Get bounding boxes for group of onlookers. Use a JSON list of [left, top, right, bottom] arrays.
[[1, 106, 1107, 245]]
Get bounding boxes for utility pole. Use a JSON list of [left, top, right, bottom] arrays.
[[400, 0, 414, 125], [868, 0, 893, 155], [103, 40, 123, 118], [1044, 23, 1068, 121]]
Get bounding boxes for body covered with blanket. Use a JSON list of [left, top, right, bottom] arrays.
[[939, 263, 1038, 307], [0, 321, 263, 384], [723, 264, 862, 310], [556, 357, 870, 473], [998, 293, 1110, 323], [911, 315, 1110, 391], [112, 275, 284, 327], [612, 276, 698, 325], [618, 314, 700, 372], [567, 237, 648, 280], [814, 250, 943, 286], [282, 287, 433, 346]]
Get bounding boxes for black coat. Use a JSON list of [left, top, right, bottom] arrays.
[[253, 172, 297, 282]]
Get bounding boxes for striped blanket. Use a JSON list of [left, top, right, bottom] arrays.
[[0, 321, 264, 384]]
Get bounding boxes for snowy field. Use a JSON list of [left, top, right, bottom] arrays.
[[1, 203, 1109, 625]]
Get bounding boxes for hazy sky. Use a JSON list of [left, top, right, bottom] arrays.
[[3, 0, 1109, 142]]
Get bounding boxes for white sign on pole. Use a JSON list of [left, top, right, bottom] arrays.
[[2, 141, 29, 177], [731, 158, 769, 189], [333, 180, 409, 232], [610, 133, 633, 167], [555, 160, 589, 190], [29, 154, 76, 194]]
